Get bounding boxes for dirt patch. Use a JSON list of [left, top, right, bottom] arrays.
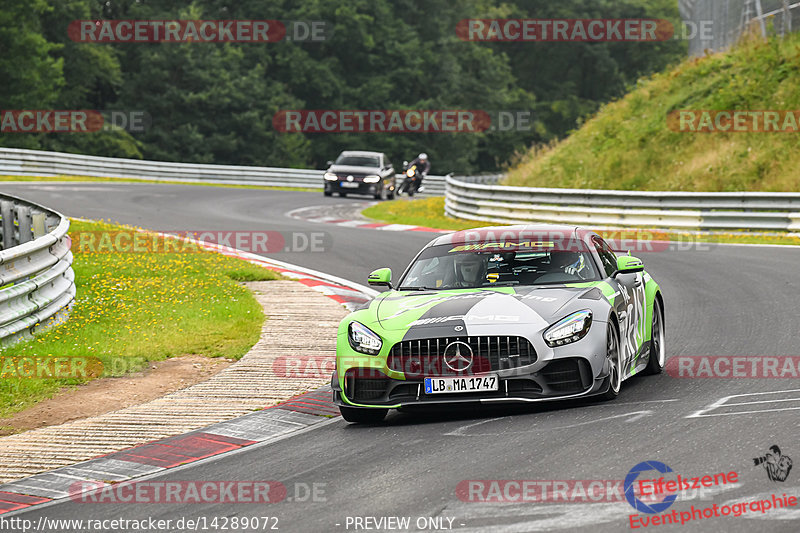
[[0, 355, 232, 436]]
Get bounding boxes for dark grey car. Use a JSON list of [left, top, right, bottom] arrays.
[[323, 150, 395, 200]]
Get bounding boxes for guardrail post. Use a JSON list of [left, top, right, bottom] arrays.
[[17, 206, 33, 244], [1, 200, 15, 250], [32, 212, 47, 239]]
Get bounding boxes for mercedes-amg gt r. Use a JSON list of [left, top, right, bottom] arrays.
[[332, 225, 665, 423]]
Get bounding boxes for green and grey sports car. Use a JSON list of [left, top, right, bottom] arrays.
[[331, 225, 665, 423]]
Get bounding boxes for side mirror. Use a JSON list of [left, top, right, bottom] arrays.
[[368, 268, 393, 288], [614, 255, 644, 276], [326, 160, 334, 167]]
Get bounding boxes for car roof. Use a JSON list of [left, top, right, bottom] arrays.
[[425, 224, 596, 248], [338, 150, 382, 157]]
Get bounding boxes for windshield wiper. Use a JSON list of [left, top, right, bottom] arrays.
[[397, 286, 436, 291]]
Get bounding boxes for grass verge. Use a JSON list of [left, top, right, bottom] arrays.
[[362, 197, 800, 246], [0, 219, 281, 418], [362, 197, 487, 231], [505, 32, 800, 192]]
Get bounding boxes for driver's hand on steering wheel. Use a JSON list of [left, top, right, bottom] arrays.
[[564, 256, 588, 279]]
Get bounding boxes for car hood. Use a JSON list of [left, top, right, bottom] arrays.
[[328, 165, 380, 175], [374, 286, 597, 339]]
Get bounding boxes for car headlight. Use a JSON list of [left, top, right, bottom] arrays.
[[543, 310, 592, 347], [324, 172, 338, 181], [348, 321, 382, 355], [363, 175, 380, 183]]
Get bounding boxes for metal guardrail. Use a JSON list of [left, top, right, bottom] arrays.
[[445, 176, 800, 231], [681, 0, 800, 58], [0, 194, 75, 346], [0, 147, 449, 196], [3, 148, 797, 232]]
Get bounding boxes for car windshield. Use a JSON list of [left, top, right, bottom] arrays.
[[334, 155, 380, 167], [399, 243, 600, 290]]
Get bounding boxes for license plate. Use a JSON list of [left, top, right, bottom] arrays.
[[424, 374, 498, 394], [340, 181, 360, 188]]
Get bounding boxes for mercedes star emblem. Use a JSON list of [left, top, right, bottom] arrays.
[[443, 341, 474, 372]]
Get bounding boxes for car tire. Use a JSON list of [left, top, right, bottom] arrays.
[[338, 192, 348, 197], [324, 190, 332, 197], [599, 322, 622, 401], [339, 406, 388, 424], [374, 185, 387, 201], [643, 298, 666, 375]]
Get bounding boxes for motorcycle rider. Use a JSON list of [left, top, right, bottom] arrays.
[[403, 153, 430, 195], [409, 153, 431, 177]]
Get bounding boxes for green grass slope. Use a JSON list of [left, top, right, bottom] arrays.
[[0, 219, 281, 418], [505, 33, 800, 192]]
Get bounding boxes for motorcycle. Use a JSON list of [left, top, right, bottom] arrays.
[[398, 161, 423, 197]]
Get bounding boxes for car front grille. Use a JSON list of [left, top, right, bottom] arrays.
[[387, 336, 536, 377]]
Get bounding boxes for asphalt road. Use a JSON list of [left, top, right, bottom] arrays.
[[5, 182, 800, 532]]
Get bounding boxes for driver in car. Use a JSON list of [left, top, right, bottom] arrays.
[[453, 254, 487, 287], [551, 251, 590, 279]]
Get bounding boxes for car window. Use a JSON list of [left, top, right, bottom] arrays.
[[382, 154, 391, 169], [335, 155, 380, 167], [399, 244, 600, 290], [592, 236, 617, 277]]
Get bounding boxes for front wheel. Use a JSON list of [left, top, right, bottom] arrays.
[[599, 322, 622, 401], [643, 299, 666, 375], [339, 406, 388, 424], [323, 190, 332, 197]]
